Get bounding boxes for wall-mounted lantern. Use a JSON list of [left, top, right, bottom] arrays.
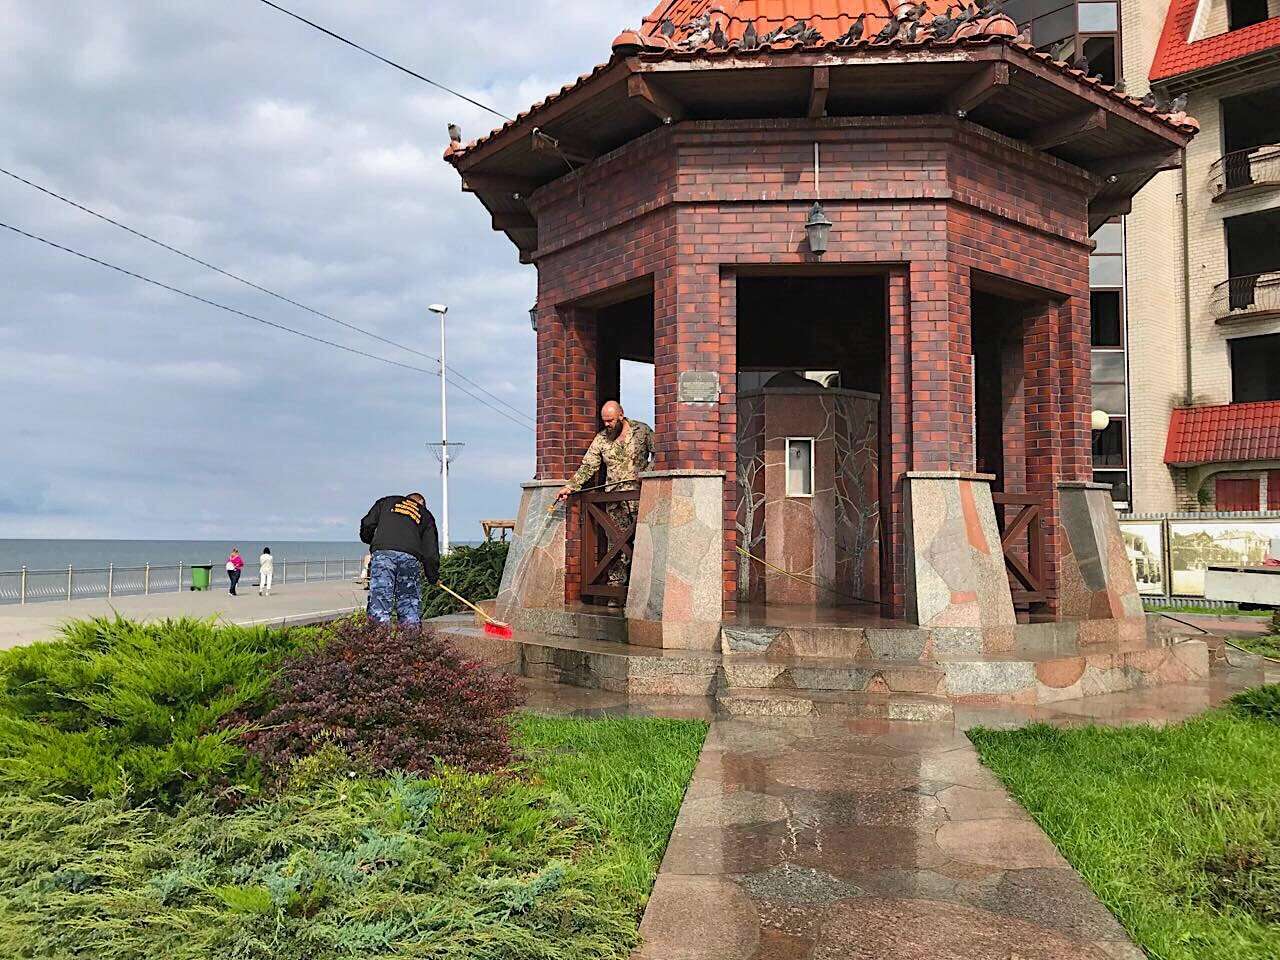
[[1090, 409, 1111, 431], [529, 303, 538, 332], [804, 202, 831, 256]]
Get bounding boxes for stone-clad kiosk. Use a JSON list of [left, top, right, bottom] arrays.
[[451, 1, 1196, 650]]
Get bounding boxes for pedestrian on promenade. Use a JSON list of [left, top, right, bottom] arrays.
[[225, 548, 244, 596], [258, 547, 274, 596], [359, 492, 440, 626]]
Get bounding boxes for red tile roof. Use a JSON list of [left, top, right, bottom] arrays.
[[639, 0, 895, 41], [1165, 401, 1280, 465], [1151, 0, 1280, 82]]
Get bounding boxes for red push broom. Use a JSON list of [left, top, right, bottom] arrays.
[[437, 583, 514, 639]]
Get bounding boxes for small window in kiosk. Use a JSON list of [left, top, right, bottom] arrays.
[[786, 438, 814, 497]]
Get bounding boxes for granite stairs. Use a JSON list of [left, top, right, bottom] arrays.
[[433, 604, 1211, 721]]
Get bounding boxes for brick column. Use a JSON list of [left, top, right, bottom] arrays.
[[653, 259, 737, 612], [536, 305, 600, 603]]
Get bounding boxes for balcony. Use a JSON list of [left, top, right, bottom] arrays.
[[1210, 145, 1280, 200], [1214, 272, 1280, 323]]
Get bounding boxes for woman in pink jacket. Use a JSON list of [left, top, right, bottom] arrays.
[[226, 548, 244, 595]]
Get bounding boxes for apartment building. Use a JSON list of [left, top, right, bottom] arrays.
[[1125, 0, 1280, 512]]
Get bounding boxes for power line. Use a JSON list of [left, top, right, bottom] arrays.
[[0, 164, 534, 428], [255, 0, 513, 123], [0, 217, 535, 432]]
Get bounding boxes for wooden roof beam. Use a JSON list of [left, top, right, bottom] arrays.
[[1028, 108, 1108, 150], [628, 74, 685, 124], [808, 67, 830, 119], [492, 212, 536, 231], [461, 173, 540, 197], [945, 63, 1009, 118], [531, 129, 596, 165], [1089, 196, 1132, 220], [1088, 150, 1182, 176]]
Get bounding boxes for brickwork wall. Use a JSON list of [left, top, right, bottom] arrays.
[[527, 117, 1094, 616]]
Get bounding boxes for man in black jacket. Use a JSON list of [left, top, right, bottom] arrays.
[[359, 492, 440, 625]]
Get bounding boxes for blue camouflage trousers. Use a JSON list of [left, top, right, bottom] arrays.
[[366, 549, 423, 625]]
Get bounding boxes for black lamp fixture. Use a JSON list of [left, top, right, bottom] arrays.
[[529, 303, 538, 332], [804, 202, 831, 256]]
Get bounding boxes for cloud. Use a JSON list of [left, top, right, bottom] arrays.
[[0, 0, 634, 540]]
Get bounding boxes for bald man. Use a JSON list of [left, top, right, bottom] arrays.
[[557, 401, 655, 601]]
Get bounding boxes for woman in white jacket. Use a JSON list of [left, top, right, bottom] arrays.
[[258, 547, 274, 596]]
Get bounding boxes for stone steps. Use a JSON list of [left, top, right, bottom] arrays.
[[716, 687, 954, 721]]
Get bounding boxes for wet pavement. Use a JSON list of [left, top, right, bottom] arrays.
[[516, 666, 1277, 960]]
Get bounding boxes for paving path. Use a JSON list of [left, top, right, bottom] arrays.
[[520, 669, 1275, 960], [0, 579, 365, 650]]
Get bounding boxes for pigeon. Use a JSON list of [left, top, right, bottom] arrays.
[[874, 16, 901, 42], [837, 13, 866, 44], [1014, 27, 1031, 43], [1048, 37, 1074, 62], [1071, 54, 1090, 71], [660, 18, 676, 37], [931, 14, 958, 40], [1140, 90, 1157, 108], [448, 123, 461, 144], [905, 18, 921, 41], [1168, 92, 1188, 114], [797, 25, 824, 44], [712, 22, 728, 47], [978, 0, 1004, 15], [904, 2, 929, 20], [1113, 78, 1127, 93], [742, 21, 759, 49]]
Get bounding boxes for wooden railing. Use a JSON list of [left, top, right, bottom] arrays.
[[579, 488, 641, 603], [992, 493, 1050, 608]]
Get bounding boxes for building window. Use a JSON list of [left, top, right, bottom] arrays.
[[1230, 333, 1280, 402], [1091, 290, 1122, 346], [1092, 419, 1125, 466], [786, 438, 814, 497], [1082, 35, 1117, 85], [1217, 476, 1261, 512], [1078, 1, 1118, 31], [1224, 208, 1280, 310], [1228, 0, 1270, 31], [1269, 471, 1280, 510]]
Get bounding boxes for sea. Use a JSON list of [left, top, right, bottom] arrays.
[[0, 539, 369, 573]]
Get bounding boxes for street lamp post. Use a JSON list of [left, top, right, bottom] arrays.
[[428, 303, 451, 553]]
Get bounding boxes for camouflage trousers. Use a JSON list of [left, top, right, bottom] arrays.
[[605, 498, 640, 589], [367, 549, 423, 625]]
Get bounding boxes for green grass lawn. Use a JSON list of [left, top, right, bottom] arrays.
[[1143, 602, 1270, 617], [970, 691, 1280, 960], [0, 617, 707, 960], [1228, 635, 1280, 660]]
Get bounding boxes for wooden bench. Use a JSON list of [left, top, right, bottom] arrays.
[[481, 519, 516, 542]]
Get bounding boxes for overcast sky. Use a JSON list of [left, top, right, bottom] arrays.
[[0, 0, 658, 541]]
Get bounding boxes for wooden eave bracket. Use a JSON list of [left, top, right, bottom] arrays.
[[492, 212, 536, 231], [628, 73, 686, 124], [945, 63, 1009, 118], [808, 67, 830, 119], [1088, 150, 1183, 177], [531, 129, 596, 165], [1089, 195, 1132, 219], [1028, 108, 1107, 150], [460, 173, 540, 197]]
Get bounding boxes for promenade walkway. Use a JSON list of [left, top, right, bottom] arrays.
[[0, 579, 365, 650]]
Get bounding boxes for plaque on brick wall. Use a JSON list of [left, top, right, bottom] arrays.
[[678, 370, 720, 403]]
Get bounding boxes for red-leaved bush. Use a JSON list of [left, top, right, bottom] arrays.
[[224, 619, 520, 775]]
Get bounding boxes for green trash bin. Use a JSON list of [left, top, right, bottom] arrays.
[[190, 564, 212, 591]]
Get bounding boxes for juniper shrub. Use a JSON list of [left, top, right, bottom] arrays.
[[226, 619, 519, 777]]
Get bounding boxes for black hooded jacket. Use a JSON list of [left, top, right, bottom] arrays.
[[359, 495, 440, 584]]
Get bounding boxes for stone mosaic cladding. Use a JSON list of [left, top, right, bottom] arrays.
[[735, 392, 766, 601], [1057, 483, 1144, 622], [903, 474, 1016, 631], [628, 472, 726, 650], [495, 482, 567, 625]]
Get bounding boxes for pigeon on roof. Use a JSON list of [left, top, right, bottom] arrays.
[[1168, 93, 1188, 114], [837, 13, 866, 44], [660, 18, 676, 37], [712, 22, 728, 47], [448, 123, 461, 144], [931, 13, 957, 40], [741, 21, 760, 49], [874, 16, 900, 42]]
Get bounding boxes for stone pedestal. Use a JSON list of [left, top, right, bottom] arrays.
[[495, 480, 568, 624], [903, 472, 1016, 636], [1057, 481, 1143, 623], [627, 470, 725, 650]]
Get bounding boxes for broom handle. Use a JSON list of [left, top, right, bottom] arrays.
[[437, 582, 493, 621]]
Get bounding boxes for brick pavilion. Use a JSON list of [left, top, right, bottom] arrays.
[[446, 0, 1199, 653]]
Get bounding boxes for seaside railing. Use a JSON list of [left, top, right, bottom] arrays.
[[0, 558, 362, 606]]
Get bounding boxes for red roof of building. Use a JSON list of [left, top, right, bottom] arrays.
[[639, 0, 894, 41], [1150, 0, 1280, 82], [1165, 401, 1280, 465]]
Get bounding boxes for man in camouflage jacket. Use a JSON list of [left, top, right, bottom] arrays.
[[557, 401, 655, 600]]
